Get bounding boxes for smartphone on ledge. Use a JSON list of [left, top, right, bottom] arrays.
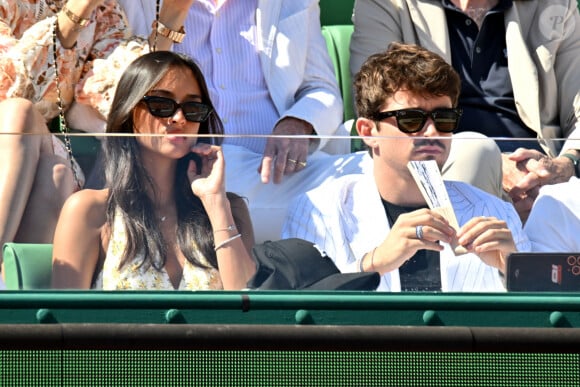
[[506, 252, 580, 292]]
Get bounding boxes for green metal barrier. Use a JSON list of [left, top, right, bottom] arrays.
[[1, 292, 579, 385], [1, 291, 579, 327]]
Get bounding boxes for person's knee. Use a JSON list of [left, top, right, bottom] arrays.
[[0, 98, 47, 135], [36, 156, 76, 208], [443, 132, 503, 197], [449, 132, 500, 162]]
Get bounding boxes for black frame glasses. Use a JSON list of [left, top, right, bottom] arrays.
[[372, 108, 463, 133], [142, 96, 212, 123]]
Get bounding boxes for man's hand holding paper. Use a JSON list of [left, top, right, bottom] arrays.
[[408, 160, 516, 272]]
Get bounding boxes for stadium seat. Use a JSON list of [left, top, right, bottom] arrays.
[[319, 0, 354, 25], [319, 0, 359, 149], [322, 24, 364, 151], [3, 243, 53, 290], [322, 25, 355, 123], [49, 117, 101, 178]]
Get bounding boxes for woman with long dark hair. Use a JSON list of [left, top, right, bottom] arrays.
[[0, 0, 193, 281], [52, 51, 256, 290]]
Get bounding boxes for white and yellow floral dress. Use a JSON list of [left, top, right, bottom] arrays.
[[92, 211, 223, 290]]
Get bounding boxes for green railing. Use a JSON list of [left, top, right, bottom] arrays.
[[1, 291, 579, 386], [1, 291, 579, 327]]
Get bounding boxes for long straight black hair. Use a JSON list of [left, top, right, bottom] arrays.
[[104, 50, 224, 271]]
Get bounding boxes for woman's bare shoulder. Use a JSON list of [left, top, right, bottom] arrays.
[[61, 188, 109, 226]]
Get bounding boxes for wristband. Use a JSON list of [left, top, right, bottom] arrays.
[[359, 248, 377, 272], [561, 153, 580, 177], [152, 20, 186, 44]]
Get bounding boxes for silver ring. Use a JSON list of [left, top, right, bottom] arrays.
[[415, 225, 424, 240], [287, 158, 297, 164]]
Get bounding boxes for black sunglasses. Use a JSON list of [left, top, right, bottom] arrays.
[[372, 108, 463, 133], [142, 96, 212, 123]]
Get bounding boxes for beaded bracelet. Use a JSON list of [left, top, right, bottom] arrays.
[[214, 233, 242, 251]]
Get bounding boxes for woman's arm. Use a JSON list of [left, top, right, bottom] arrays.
[[56, 0, 106, 49], [147, 0, 195, 51], [203, 193, 257, 290], [75, 0, 195, 122], [51, 188, 107, 289], [0, 0, 128, 119], [189, 144, 257, 290], [227, 192, 255, 257]]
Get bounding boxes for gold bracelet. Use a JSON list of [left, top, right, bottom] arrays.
[[62, 5, 90, 28], [152, 20, 186, 44]]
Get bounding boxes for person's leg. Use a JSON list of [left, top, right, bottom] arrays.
[[0, 98, 73, 260], [223, 144, 368, 243], [442, 131, 504, 199], [13, 153, 75, 243]]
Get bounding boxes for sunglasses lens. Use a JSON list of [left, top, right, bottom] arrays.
[[397, 111, 425, 133], [433, 110, 460, 132], [182, 102, 211, 122], [145, 97, 175, 118]]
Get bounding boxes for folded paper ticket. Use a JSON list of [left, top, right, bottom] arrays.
[[407, 160, 468, 255]]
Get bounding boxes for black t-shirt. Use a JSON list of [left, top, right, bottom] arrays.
[[382, 199, 442, 292]]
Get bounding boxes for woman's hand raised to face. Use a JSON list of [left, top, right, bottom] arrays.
[[188, 143, 226, 199]]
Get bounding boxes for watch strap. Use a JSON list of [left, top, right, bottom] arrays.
[[153, 20, 186, 44]]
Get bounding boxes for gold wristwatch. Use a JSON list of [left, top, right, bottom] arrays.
[[152, 20, 186, 44]]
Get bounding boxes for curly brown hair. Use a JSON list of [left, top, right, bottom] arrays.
[[354, 42, 461, 119]]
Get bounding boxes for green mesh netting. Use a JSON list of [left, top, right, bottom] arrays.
[[1, 350, 578, 386]]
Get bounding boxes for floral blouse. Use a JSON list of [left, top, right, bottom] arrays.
[[0, 0, 149, 123], [93, 210, 223, 291]]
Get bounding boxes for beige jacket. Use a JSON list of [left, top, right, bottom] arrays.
[[350, 0, 580, 156]]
